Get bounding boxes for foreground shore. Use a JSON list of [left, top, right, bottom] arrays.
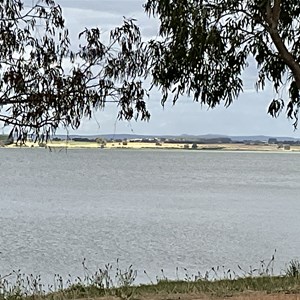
[[3, 140, 300, 152], [97, 293, 300, 300], [98, 294, 300, 300], [3, 275, 300, 300], [2, 259, 300, 300]]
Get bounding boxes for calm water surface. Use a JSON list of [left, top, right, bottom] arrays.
[[0, 149, 300, 283]]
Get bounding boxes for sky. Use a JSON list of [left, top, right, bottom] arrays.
[[25, 1, 300, 137]]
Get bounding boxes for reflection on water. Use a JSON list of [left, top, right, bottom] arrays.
[[0, 149, 300, 282]]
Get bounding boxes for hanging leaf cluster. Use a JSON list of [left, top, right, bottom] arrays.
[[143, 0, 300, 127], [0, 1, 150, 141]]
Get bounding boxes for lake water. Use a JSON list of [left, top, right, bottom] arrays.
[[0, 148, 300, 284]]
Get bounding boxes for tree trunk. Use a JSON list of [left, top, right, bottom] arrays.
[[265, 0, 300, 89]]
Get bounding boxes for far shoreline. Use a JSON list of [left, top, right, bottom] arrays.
[[2, 141, 300, 152]]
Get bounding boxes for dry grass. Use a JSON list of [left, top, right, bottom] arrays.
[[134, 292, 300, 300], [225, 295, 300, 300], [77, 294, 300, 300]]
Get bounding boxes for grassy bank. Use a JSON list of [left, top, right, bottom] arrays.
[[2, 259, 300, 300], [42, 276, 300, 300]]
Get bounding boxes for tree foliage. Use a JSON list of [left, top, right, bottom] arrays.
[[0, 0, 149, 141], [143, 0, 300, 127], [0, 0, 68, 140]]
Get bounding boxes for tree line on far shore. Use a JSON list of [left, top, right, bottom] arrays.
[[1, 0, 300, 141]]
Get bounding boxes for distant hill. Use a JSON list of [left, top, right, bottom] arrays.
[[54, 133, 300, 142], [230, 135, 300, 142]]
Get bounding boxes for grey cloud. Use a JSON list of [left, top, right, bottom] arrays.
[[58, 0, 145, 17], [59, 1, 157, 43]]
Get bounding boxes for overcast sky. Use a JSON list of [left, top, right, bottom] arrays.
[[32, 1, 300, 137]]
